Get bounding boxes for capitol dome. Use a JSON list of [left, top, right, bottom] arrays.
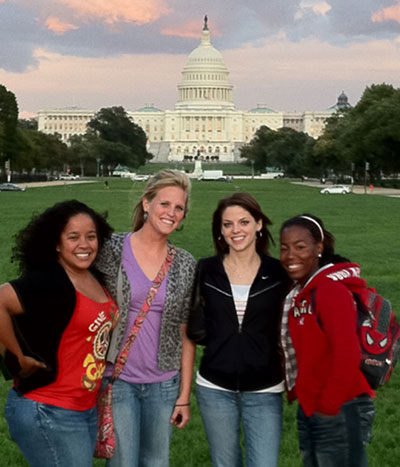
[[175, 16, 234, 110]]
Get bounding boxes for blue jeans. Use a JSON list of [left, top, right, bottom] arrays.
[[106, 374, 180, 467], [4, 388, 97, 467], [196, 384, 283, 467], [297, 395, 375, 467]]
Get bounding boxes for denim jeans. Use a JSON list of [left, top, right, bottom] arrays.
[[106, 374, 180, 467], [4, 388, 97, 467], [297, 395, 375, 467], [196, 384, 283, 467]]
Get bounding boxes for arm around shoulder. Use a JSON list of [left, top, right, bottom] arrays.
[[0, 283, 47, 376], [186, 260, 208, 345]]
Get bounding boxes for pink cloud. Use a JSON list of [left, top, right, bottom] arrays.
[[19, 110, 37, 119], [45, 16, 78, 34], [372, 3, 400, 23], [60, 0, 171, 25], [161, 19, 221, 39]]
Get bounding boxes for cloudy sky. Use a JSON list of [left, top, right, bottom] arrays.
[[1, 0, 400, 118]]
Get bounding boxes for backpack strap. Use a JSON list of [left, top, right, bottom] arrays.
[[309, 288, 324, 331], [366, 291, 391, 335]]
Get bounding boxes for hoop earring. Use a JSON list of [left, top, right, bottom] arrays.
[[257, 231, 263, 239], [143, 211, 148, 222]]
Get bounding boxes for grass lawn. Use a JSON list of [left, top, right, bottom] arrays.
[[0, 178, 399, 466]]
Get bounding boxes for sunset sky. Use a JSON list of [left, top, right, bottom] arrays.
[[1, 0, 400, 118]]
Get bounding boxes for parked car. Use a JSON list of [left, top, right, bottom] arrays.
[[320, 185, 352, 195], [113, 166, 136, 178], [58, 173, 79, 180], [131, 174, 149, 182], [0, 183, 26, 192]]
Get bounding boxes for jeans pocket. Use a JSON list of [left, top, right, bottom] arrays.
[[160, 374, 180, 402]]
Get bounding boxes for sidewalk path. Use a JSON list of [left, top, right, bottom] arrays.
[[16, 180, 96, 188]]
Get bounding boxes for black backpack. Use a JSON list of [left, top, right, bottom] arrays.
[[311, 286, 400, 389]]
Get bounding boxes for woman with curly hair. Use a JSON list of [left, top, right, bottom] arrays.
[[0, 200, 118, 467]]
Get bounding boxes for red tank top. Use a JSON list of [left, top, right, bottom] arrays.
[[25, 290, 118, 411]]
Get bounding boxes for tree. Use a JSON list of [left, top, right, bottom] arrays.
[[68, 134, 98, 176], [240, 126, 279, 172], [87, 106, 152, 170], [312, 112, 350, 176], [0, 85, 19, 168], [23, 131, 69, 172], [19, 118, 38, 131], [240, 125, 315, 176], [314, 84, 400, 181]]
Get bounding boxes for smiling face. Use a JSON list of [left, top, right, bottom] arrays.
[[220, 205, 261, 254], [142, 186, 186, 237], [280, 225, 323, 285], [57, 213, 98, 273]]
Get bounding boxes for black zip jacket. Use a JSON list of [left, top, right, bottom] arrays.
[[2, 263, 76, 394], [187, 255, 289, 391]]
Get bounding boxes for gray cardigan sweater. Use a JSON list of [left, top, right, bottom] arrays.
[[95, 233, 196, 371]]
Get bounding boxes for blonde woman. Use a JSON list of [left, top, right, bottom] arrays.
[[95, 170, 196, 467]]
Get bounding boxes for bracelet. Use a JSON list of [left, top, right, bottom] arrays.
[[174, 403, 190, 407]]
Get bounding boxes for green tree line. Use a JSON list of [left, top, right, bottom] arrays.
[[1, 83, 399, 182], [240, 83, 400, 183], [0, 85, 151, 178]]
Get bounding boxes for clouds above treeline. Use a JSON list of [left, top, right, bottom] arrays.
[[2, 0, 400, 72], [1, 0, 400, 115]]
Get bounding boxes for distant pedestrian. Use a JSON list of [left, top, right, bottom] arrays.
[[369, 184, 374, 193], [104, 180, 109, 189]]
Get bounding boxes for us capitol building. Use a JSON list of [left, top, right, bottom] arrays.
[[37, 16, 350, 163]]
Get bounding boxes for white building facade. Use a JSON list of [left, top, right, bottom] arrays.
[[37, 17, 350, 163]]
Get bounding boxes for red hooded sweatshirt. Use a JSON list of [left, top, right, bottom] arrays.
[[288, 262, 374, 417]]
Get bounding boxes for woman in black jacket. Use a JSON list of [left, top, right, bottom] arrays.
[[187, 193, 288, 467]]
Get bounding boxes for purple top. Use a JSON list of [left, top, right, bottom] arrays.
[[106, 233, 177, 383]]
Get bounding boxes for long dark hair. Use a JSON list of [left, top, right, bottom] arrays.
[[280, 213, 350, 266], [212, 192, 274, 256], [12, 200, 113, 275]]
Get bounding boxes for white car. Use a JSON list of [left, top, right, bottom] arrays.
[[131, 174, 149, 182], [320, 185, 352, 195], [59, 173, 79, 180]]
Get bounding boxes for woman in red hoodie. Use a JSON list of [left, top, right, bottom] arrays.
[[279, 214, 375, 467]]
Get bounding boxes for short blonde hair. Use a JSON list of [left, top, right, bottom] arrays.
[[132, 169, 191, 232]]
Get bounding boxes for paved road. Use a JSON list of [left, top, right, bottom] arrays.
[[15, 179, 400, 198], [293, 181, 400, 198], [15, 180, 95, 188]]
